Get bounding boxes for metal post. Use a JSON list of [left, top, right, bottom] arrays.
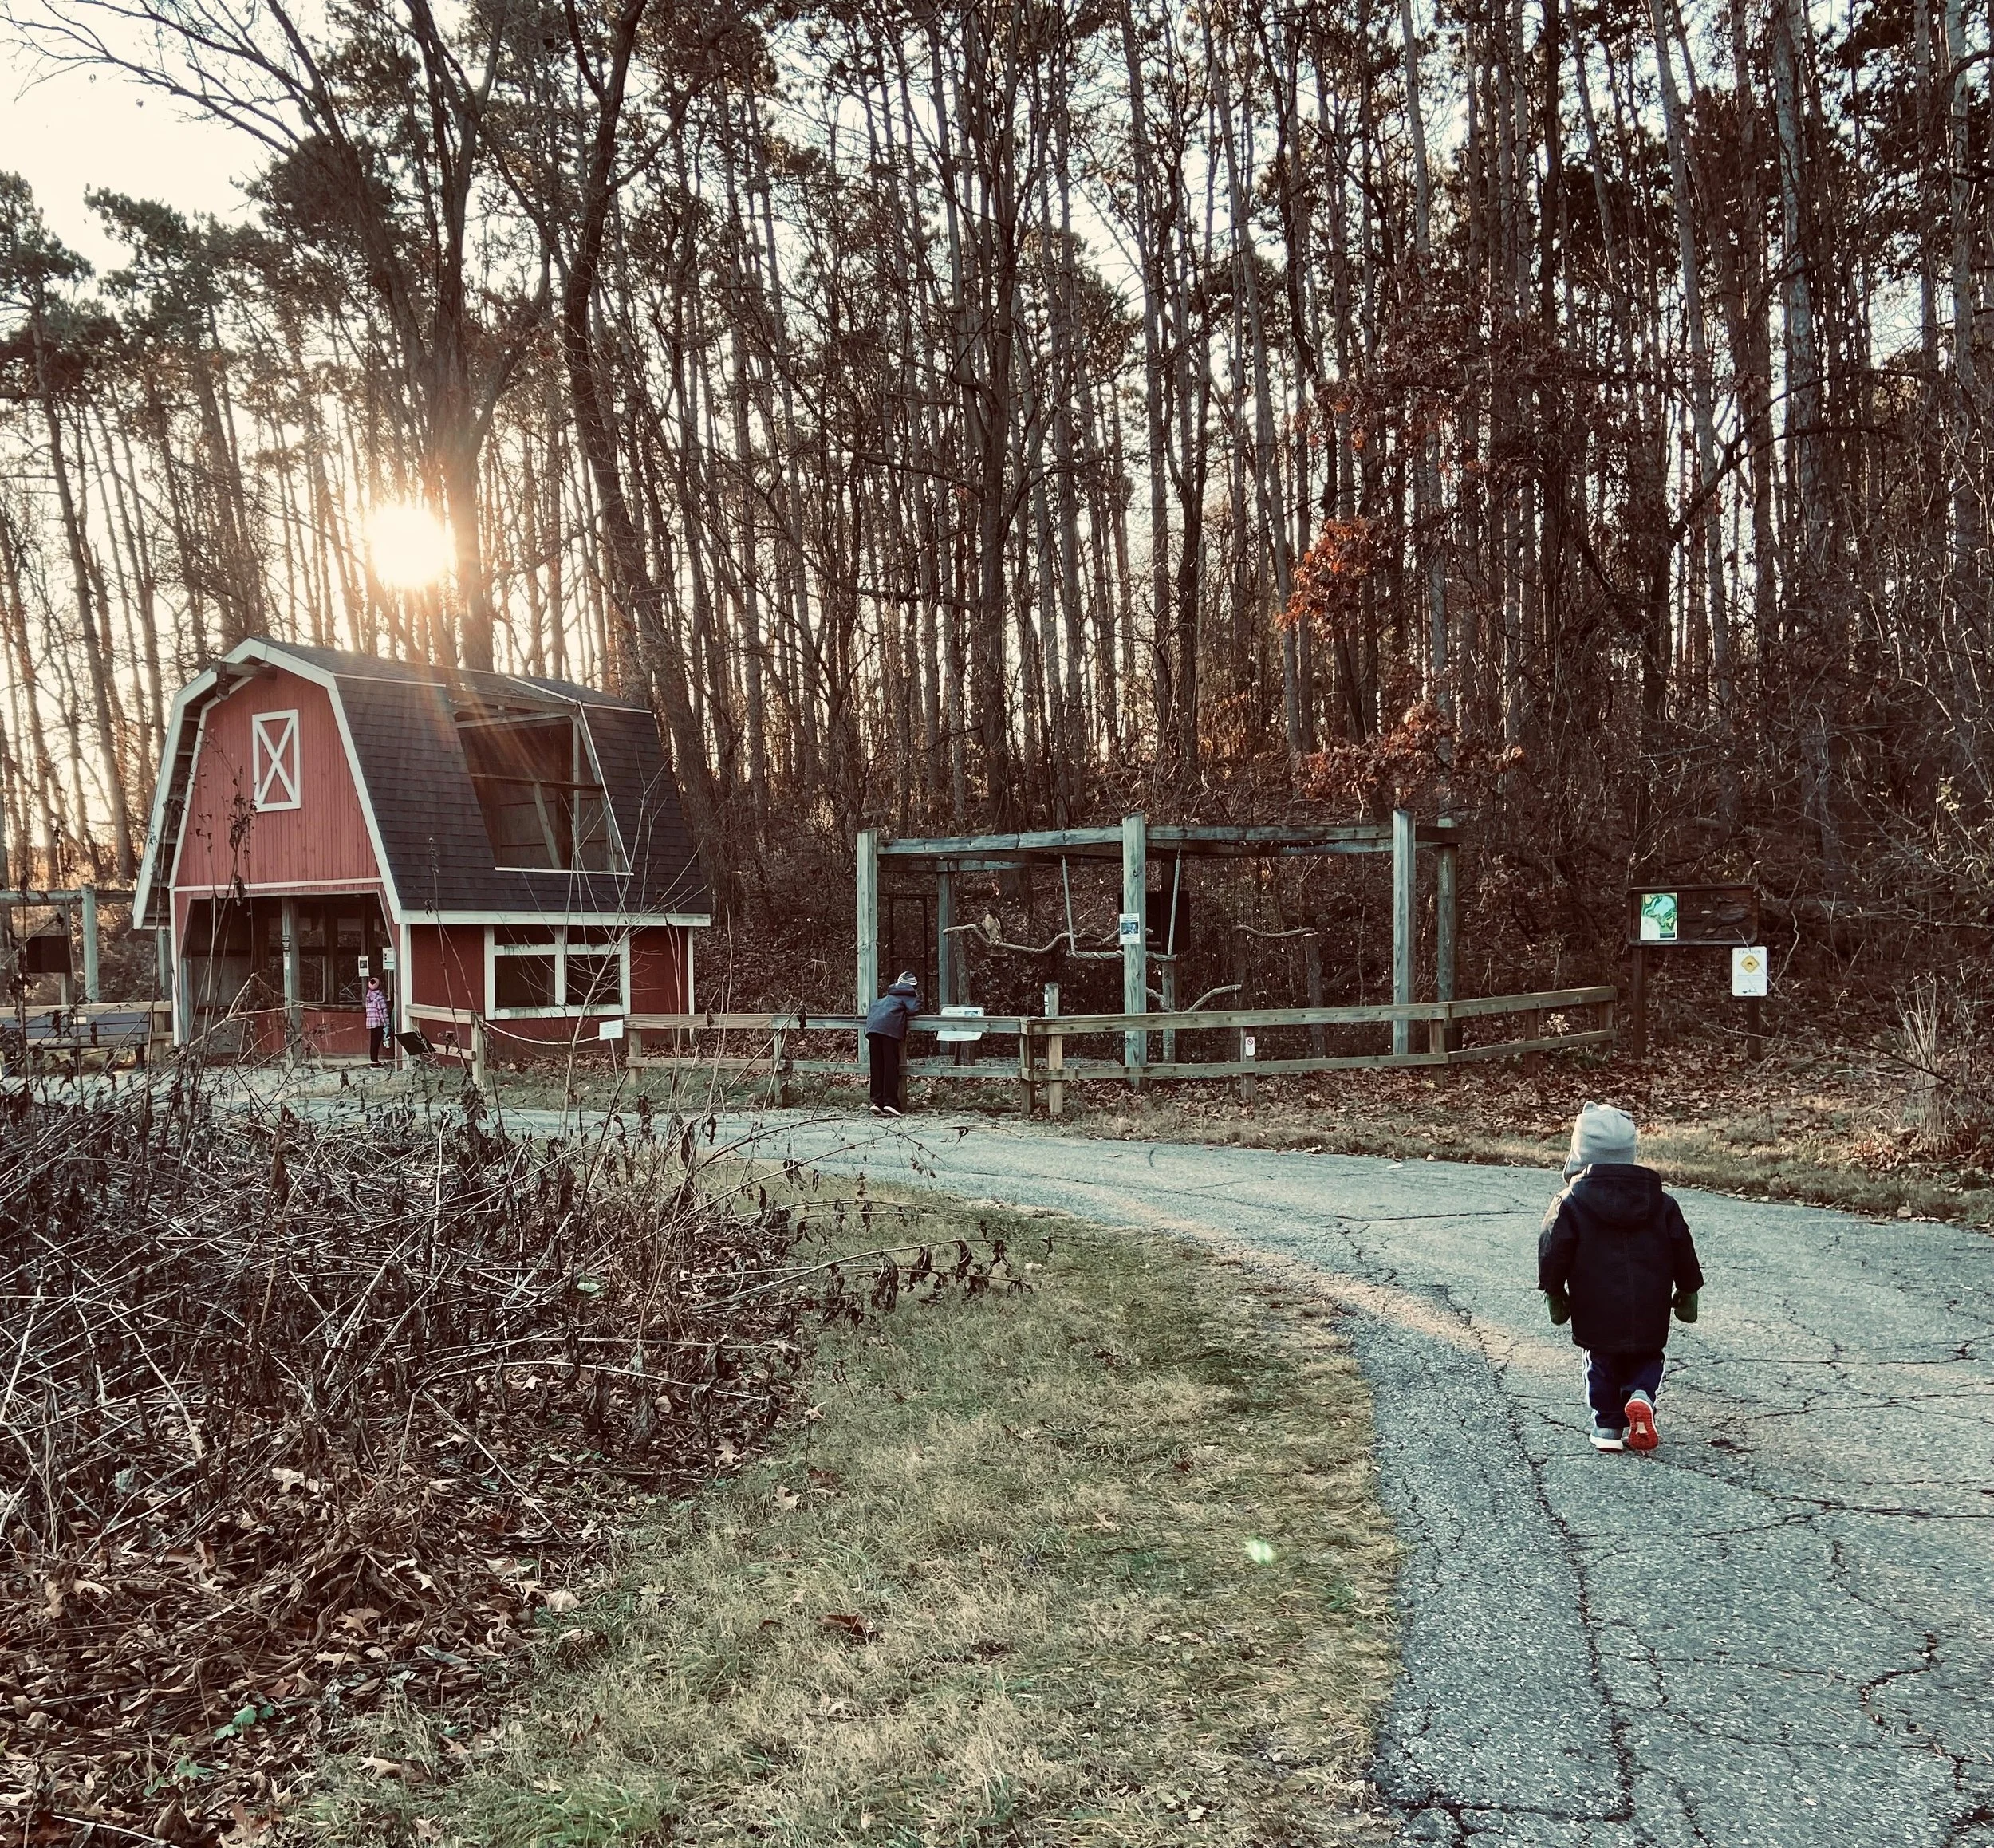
[[1391, 809, 1416, 1055], [1629, 945, 1648, 1062], [1436, 839, 1458, 1050], [281, 896, 301, 1063], [1121, 813, 1147, 1082], [855, 829, 879, 1074], [79, 885, 99, 1003], [935, 866, 954, 1009]]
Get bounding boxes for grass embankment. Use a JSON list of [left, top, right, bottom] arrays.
[[309, 1207, 1397, 1848]]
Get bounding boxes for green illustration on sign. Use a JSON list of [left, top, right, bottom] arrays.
[[1638, 892, 1679, 943]]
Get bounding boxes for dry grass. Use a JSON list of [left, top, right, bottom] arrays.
[[301, 1205, 1398, 1847]]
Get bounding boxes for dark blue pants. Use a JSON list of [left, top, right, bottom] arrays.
[[1586, 1351, 1665, 1427], [866, 1032, 901, 1109]]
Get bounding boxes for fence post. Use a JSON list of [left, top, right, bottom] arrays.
[[1044, 982, 1063, 1120], [471, 1012, 489, 1095], [855, 829, 879, 1078], [1436, 837, 1458, 1050], [1121, 813, 1148, 1085], [935, 868, 954, 1009], [79, 885, 100, 1003], [1019, 1015, 1037, 1116], [1391, 809, 1416, 1054], [1239, 1028, 1258, 1109]]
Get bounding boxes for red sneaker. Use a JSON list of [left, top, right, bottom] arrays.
[[1624, 1396, 1659, 1452]]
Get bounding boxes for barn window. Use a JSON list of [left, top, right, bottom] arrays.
[[491, 926, 627, 1016], [459, 712, 623, 873], [251, 711, 300, 810]]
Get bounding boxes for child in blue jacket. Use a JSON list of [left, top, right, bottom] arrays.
[[1539, 1103, 1704, 1452]]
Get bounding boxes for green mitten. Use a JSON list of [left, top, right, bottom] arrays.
[[1674, 1288, 1700, 1324], [1544, 1287, 1570, 1326]]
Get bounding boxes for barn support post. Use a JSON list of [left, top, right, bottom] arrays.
[[935, 866, 954, 1009], [1121, 813, 1148, 1082], [1435, 839, 1458, 1052], [281, 896, 301, 1063], [79, 885, 99, 1003], [855, 829, 879, 1072], [1391, 810, 1416, 1054]]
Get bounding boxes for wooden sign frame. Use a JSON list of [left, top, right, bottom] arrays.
[[1625, 884, 1763, 1061]]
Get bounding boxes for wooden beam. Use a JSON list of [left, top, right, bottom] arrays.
[[281, 896, 301, 1065], [1436, 839, 1458, 1052], [878, 825, 1124, 858], [1391, 810, 1417, 1055], [855, 829, 879, 1072], [79, 885, 99, 1003], [935, 867, 954, 1008], [1121, 813, 1147, 1078]]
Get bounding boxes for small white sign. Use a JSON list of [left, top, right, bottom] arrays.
[[1242, 1032, 1258, 1059], [357, 956, 370, 979], [1732, 946, 1768, 998], [380, 947, 397, 972], [937, 1003, 985, 1043], [1118, 911, 1143, 945], [597, 1016, 626, 1040]]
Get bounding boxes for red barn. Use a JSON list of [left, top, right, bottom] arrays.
[[132, 638, 711, 1057]]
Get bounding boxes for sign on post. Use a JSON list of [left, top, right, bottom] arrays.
[[1117, 911, 1142, 946], [357, 956, 370, 979], [937, 1004, 985, 1043], [1637, 892, 1679, 942], [597, 1016, 626, 1040], [1732, 947, 1768, 998]]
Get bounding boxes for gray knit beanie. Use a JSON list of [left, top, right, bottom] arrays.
[[1565, 1101, 1637, 1176]]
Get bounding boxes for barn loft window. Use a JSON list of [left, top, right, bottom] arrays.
[[251, 711, 300, 810], [458, 711, 624, 873]]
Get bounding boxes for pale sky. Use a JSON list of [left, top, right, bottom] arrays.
[[2, 50, 250, 273]]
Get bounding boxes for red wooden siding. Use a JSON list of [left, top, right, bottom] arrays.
[[409, 925, 487, 1012], [174, 668, 380, 896], [630, 927, 690, 1013]]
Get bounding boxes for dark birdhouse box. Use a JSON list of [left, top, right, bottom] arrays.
[[22, 928, 72, 977]]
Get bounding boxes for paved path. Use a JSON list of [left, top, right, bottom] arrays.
[[57, 1079, 1994, 1840], [731, 1115, 1994, 1847]]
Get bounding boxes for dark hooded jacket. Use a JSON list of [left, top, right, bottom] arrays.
[[1539, 1164, 1704, 1353], [864, 979, 920, 1041]]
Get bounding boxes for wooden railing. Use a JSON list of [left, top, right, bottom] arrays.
[[0, 999, 175, 1069], [623, 985, 1616, 1113]]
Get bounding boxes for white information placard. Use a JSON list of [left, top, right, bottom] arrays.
[[380, 946, 398, 971], [1117, 911, 1143, 945], [938, 1003, 984, 1043], [598, 1016, 626, 1040], [1732, 946, 1768, 997]]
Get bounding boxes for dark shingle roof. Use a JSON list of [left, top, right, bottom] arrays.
[[261, 640, 711, 920]]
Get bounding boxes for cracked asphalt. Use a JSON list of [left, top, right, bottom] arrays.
[[723, 1113, 1994, 1847]]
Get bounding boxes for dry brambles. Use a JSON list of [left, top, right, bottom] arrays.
[[0, 1072, 1007, 1845]]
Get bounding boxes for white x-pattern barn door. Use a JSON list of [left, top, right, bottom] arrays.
[[252, 711, 301, 810]]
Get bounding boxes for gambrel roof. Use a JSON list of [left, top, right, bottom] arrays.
[[133, 638, 712, 928]]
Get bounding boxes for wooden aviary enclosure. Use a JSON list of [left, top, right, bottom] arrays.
[[626, 814, 1619, 1109]]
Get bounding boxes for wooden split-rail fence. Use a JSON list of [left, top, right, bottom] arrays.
[[611, 985, 1617, 1116]]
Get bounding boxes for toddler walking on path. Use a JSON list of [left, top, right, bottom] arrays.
[[1539, 1103, 1705, 1453]]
